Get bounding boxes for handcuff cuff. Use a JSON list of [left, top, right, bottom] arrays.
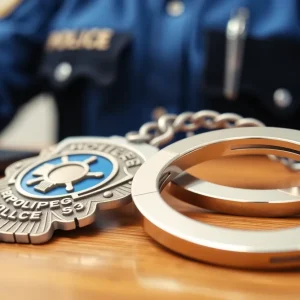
[[131, 127, 300, 269]]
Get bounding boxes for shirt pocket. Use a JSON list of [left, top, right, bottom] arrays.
[[38, 29, 132, 138], [203, 30, 300, 129], [39, 29, 132, 104]]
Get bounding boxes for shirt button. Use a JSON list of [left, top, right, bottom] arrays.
[[54, 62, 72, 82], [152, 106, 167, 120], [273, 88, 292, 109], [166, 1, 185, 17]]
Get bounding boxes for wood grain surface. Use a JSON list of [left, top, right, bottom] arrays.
[[2, 155, 300, 300]]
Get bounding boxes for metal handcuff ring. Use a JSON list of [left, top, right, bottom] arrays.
[[170, 130, 300, 218], [132, 127, 300, 269]]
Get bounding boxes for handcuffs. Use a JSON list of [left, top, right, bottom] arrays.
[[132, 127, 300, 269], [1, 109, 300, 269]]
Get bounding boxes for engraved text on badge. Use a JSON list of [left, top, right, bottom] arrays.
[[0, 138, 145, 244]]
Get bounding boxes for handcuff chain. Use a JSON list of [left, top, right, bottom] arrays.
[[125, 110, 297, 170], [126, 110, 264, 146]]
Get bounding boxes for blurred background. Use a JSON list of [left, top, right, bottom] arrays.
[[1, 0, 300, 156], [0, 96, 56, 149]]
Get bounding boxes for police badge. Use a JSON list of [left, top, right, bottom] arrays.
[[0, 136, 156, 244], [0, 110, 279, 244]]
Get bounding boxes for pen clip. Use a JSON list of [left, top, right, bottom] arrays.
[[224, 7, 249, 100]]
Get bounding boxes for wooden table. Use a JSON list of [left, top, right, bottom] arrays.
[[2, 156, 300, 300]]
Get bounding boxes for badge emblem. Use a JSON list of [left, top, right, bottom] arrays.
[[0, 136, 157, 244]]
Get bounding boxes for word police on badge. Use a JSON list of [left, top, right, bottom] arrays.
[[0, 136, 157, 244]]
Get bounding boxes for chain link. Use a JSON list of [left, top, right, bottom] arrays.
[[125, 109, 299, 171], [126, 110, 266, 146]]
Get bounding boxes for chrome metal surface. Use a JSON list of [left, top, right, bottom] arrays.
[[171, 171, 300, 217], [132, 127, 300, 269], [126, 110, 266, 147]]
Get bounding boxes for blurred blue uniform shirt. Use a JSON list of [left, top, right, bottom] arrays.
[[0, 0, 299, 139]]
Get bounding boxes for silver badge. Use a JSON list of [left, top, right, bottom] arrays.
[[0, 136, 157, 244]]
